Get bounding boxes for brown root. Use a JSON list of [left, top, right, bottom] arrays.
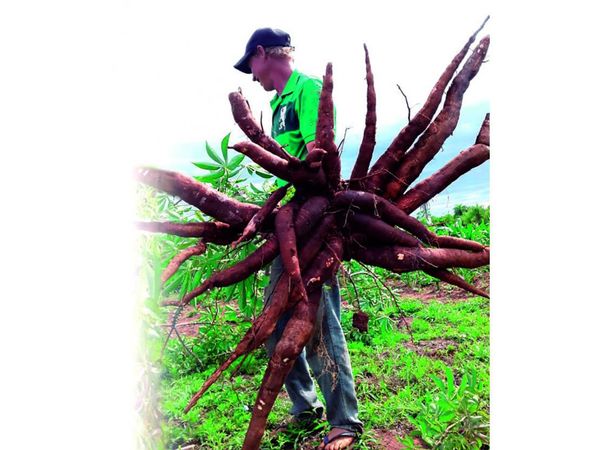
[[348, 212, 421, 247], [232, 141, 325, 186], [136, 167, 258, 227], [136, 220, 235, 244], [316, 63, 341, 190], [229, 91, 293, 161], [183, 216, 337, 408], [241, 234, 344, 449], [181, 236, 279, 305], [476, 112, 490, 146], [384, 36, 490, 198], [333, 190, 436, 245], [161, 241, 206, 283], [137, 27, 491, 450], [350, 244, 490, 272], [366, 17, 489, 194], [349, 44, 377, 190], [231, 184, 289, 247], [424, 267, 489, 298], [241, 289, 322, 450], [180, 196, 331, 305], [395, 143, 490, 214], [275, 202, 309, 302]]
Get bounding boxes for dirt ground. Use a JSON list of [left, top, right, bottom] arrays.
[[384, 271, 490, 303], [165, 271, 489, 339]]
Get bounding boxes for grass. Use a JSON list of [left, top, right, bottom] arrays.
[[138, 288, 489, 449], [136, 203, 490, 449]]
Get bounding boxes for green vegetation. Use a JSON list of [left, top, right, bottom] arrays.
[[136, 140, 490, 449]]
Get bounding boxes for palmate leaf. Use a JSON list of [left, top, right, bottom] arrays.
[[205, 141, 224, 165], [221, 132, 231, 163], [192, 270, 203, 290], [192, 161, 221, 171], [230, 168, 243, 178], [228, 154, 245, 170], [195, 168, 225, 183]]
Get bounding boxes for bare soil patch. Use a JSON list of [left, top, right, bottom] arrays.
[[163, 306, 205, 338], [371, 428, 429, 449], [403, 338, 459, 365], [385, 271, 489, 303]]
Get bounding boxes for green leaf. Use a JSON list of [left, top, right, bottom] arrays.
[[238, 279, 248, 315], [255, 170, 274, 179], [179, 275, 190, 300], [220, 133, 231, 163], [228, 154, 245, 170], [249, 183, 263, 194], [230, 167, 243, 177], [196, 168, 225, 183], [445, 367, 455, 397], [191, 270, 203, 290], [205, 141, 224, 164], [432, 375, 445, 392], [439, 410, 455, 422], [192, 161, 221, 171], [458, 372, 469, 395]]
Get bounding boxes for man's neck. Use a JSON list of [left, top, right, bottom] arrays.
[[272, 65, 294, 95]]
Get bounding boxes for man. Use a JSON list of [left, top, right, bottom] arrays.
[[234, 27, 363, 450]]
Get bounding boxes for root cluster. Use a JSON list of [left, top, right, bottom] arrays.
[[137, 19, 490, 450]]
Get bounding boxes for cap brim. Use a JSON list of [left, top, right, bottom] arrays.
[[234, 52, 252, 74]]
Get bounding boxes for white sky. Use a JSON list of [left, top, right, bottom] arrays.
[[123, 0, 493, 168]]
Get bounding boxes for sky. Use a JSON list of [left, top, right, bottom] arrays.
[[126, 1, 493, 215], [2, 2, 600, 449]]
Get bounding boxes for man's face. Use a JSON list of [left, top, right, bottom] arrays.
[[249, 47, 275, 92]]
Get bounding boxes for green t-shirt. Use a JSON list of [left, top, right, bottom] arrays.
[[270, 70, 336, 186]]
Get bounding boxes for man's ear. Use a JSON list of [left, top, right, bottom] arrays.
[[255, 45, 266, 58]]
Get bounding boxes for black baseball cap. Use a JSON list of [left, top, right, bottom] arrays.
[[234, 27, 292, 74]]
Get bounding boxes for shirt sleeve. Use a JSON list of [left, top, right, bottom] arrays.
[[298, 78, 322, 144], [298, 78, 337, 145]]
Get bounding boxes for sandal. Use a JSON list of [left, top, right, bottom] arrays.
[[320, 428, 358, 449]]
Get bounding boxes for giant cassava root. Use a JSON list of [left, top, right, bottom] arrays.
[[137, 19, 490, 450]]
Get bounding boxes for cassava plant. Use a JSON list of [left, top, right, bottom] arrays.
[[137, 18, 490, 450]]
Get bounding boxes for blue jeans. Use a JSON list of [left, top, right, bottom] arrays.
[[264, 257, 363, 434]]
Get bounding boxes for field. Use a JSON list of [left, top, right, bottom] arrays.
[[136, 176, 490, 449]]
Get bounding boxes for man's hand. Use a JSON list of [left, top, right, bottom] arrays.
[[304, 141, 327, 171]]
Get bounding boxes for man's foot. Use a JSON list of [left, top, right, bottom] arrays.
[[318, 427, 358, 450]]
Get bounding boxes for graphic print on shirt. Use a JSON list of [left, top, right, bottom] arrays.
[[272, 102, 299, 138]]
